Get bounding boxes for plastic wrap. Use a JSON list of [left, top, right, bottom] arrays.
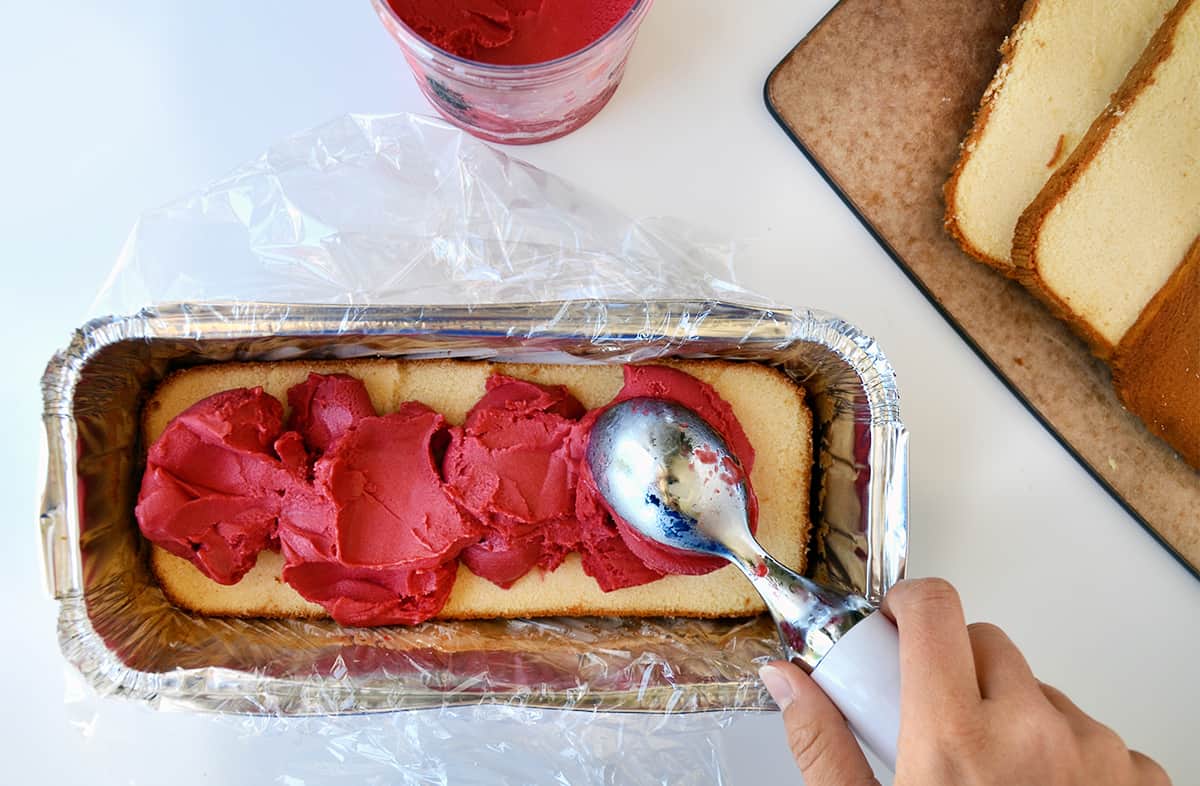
[[44, 114, 907, 782], [94, 114, 763, 314]]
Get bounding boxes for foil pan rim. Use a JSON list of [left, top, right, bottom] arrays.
[[42, 299, 907, 714]]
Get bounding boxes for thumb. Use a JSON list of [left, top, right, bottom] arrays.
[[760, 661, 879, 786]]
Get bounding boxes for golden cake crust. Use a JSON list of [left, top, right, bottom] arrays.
[[1111, 238, 1200, 470]]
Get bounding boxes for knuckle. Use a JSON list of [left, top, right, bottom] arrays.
[[1083, 719, 1127, 753], [1046, 714, 1078, 748], [939, 713, 989, 754], [1078, 720, 1160, 778], [966, 621, 1004, 640], [1024, 707, 1071, 752], [966, 621, 1013, 654], [1038, 680, 1069, 705], [908, 577, 961, 610], [1133, 754, 1173, 786]]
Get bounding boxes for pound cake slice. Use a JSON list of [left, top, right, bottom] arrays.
[[1111, 238, 1200, 469], [945, 0, 1173, 271], [143, 358, 813, 620], [1012, 0, 1200, 356]]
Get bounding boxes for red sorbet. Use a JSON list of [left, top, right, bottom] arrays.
[[287, 373, 377, 455], [279, 395, 479, 626], [137, 365, 762, 624], [317, 403, 481, 570], [388, 0, 638, 65], [279, 526, 460, 627], [443, 376, 586, 587], [134, 388, 304, 585]]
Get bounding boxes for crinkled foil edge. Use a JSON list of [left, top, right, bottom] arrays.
[[42, 300, 906, 714]]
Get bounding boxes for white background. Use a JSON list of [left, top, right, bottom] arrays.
[[2, 1, 1198, 783]]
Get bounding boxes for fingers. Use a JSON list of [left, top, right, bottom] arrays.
[[1040, 683, 1173, 784], [1038, 681, 1086, 717], [1038, 680, 1112, 743], [877, 579, 1171, 784], [967, 622, 1037, 700], [760, 661, 880, 786], [882, 578, 981, 716]]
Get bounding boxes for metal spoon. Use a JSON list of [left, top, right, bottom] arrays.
[[587, 397, 900, 770]]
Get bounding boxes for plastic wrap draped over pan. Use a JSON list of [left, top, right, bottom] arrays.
[[41, 112, 908, 786]]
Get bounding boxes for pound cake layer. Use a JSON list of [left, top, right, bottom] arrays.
[[1012, 0, 1200, 355], [143, 358, 813, 620], [945, 0, 1172, 270]]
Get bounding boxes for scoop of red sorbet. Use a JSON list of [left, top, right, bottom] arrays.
[[443, 375, 586, 587], [279, 396, 480, 625], [135, 388, 304, 585], [287, 372, 377, 455]]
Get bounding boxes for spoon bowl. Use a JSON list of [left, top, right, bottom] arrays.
[[586, 397, 750, 559]]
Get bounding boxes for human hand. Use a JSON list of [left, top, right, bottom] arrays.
[[758, 578, 1170, 785]]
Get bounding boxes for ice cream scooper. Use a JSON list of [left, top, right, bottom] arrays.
[[587, 398, 901, 770]]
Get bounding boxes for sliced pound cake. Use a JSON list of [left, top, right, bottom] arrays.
[[1012, 0, 1200, 357], [143, 358, 813, 620], [945, 0, 1173, 271]]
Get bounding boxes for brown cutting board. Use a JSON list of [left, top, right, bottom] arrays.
[[765, 0, 1199, 577]]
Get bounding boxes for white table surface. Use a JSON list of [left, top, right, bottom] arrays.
[[3, 1, 1197, 783]]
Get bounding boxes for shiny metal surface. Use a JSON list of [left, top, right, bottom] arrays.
[[589, 398, 873, 671], [588, 399, 750, 560], [40, 299, 907, 713]]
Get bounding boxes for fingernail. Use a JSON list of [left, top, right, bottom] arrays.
[[759, 664, 794, 711]]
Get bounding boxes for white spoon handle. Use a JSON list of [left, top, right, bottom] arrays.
[[810, 609, 901, 771]]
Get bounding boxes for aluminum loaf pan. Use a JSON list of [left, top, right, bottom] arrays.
[[40, 299, 907, 715]]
